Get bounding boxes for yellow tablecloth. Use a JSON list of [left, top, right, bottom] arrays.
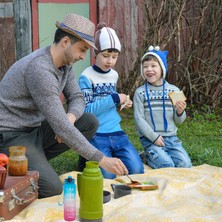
[[6, 164, 222, 222]]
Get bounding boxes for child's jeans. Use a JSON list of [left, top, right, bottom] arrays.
[[140, 136, 192, 169], [90, 134, 144, 179]]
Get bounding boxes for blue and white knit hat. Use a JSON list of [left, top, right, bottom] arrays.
[[94, 22, 121, 55], [141, 46, 168, 78]]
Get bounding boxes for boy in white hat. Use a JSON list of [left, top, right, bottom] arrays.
[[78, 23, 144, 179], [133, 46, 192, 169], [0, 14, 128, 198]]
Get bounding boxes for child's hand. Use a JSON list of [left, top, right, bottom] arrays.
[[154, 136, 165, 147], [175, 101, 186, 115], [119, 93, 128, 105], [119, 94, 132, 110], [124, 98, 133, 108]]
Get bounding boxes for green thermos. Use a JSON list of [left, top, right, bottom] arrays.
[[77, 161, 103, 222]]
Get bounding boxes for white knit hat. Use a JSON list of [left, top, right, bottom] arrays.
[[94, 22, 121, 55]]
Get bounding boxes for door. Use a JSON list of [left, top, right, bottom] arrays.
[[31, 0, 97, 77]]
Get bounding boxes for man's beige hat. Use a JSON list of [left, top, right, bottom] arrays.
[[56, 13, 96, 49]]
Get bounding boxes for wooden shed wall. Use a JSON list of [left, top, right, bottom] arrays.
[[14, 0, 32, 60], [98, 0, 144, 93], [0, 0, 31, 80], [0, 0, 15, 80], [0, 0, 97, 80]]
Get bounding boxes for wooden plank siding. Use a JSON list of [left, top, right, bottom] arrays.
[[0, 0, 15, 80], [13, 0, 32, 60], [0, 0, 144, 82], [0, 0, 31, 80], [0, 0, 97, 79], [98, 0, 144, 92]]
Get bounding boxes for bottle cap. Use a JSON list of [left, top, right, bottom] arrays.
[[66, 176, 75, 183]]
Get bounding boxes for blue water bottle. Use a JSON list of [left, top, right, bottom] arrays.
[[64, 176, 76, 221]]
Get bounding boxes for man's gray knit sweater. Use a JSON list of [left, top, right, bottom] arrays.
[[0, 46, 103, 162]]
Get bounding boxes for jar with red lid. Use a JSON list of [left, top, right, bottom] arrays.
[[8, 146, 28, 176]]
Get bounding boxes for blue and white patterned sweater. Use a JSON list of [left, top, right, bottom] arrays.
[[79, 65, 123, 134], [133, 81, 186, 142]]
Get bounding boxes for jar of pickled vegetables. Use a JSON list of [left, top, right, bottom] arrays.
[[8, 146, 28, 176]]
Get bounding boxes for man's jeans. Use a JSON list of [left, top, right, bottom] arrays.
[[0, 113, 98, 198], [140, 136, 192, 169], [90, 134, 144, 179]]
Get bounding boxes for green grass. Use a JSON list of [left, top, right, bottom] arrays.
[[177, 113, 222, 166], [50, 108, 222, 175]]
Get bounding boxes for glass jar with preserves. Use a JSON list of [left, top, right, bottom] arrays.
[[8, 146, 28, 176]]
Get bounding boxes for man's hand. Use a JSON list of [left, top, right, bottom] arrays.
[[99, 156, 128, 176], [55, 134, 64, 143]]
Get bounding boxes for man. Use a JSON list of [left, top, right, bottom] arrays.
[[0, 13, 128, 198]]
